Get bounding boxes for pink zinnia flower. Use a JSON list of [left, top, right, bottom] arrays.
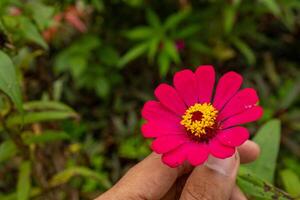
[[141, 65, 263, 167]]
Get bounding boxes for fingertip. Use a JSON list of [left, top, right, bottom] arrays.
[[205, 153, 239, 176], [238, 140, 260, 164]]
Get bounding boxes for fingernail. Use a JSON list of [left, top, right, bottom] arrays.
[[204, 152, 238, 176]]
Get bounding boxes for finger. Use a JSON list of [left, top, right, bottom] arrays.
[[96, 153, 192, 200], [238, 140, 260, 164], [180, 152, 240, 200], [230, 185, 247, 200]]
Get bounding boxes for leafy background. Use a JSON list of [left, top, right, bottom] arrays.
[[0, 0, 300, 199]]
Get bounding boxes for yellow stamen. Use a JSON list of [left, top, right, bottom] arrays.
[[181, 103, 218, 137]]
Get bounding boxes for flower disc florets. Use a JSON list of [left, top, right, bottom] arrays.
[[181, 103, 218, 141]]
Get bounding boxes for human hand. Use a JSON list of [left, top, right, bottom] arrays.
[[96, 140, 259, 200]]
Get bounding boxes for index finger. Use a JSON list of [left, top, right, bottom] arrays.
[[96, 153, 192, 200]]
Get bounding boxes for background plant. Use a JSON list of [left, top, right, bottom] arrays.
[[0, 0, 299, 199]]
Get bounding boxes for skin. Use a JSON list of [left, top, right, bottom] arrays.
[[96, 140, 260, 200]]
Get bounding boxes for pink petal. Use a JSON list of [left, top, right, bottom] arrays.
[[195, 65, 215, 103], [218, 88, 259, 121], [162, 142, 209, 167], [141, 122, 185, 138], [173, 69, 198, 106], [209, 138, 235, 159], [222, 106, 263, 128], [162, 144, 190, 168], [217, 127, 249, 147], [187, 143, 209, 166], [142, 100, 180, 123], [213, 72, 243, 110], [151, 134, 190, 154], [155, 84, 186, 116]]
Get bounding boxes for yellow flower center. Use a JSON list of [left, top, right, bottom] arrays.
[[180, 103, 218, 138]]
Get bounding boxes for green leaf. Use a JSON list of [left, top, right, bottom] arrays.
[[158, 50, 170, 77], [24, 130, 71, 144], [260, 0, 281, 16], [163, 40, 180, 64], [280, 169, 300, 197], [19, 17, 48, 49], [17, 161, 31, 200], [2, 15, 20, 31], [6, 111, 78, 127], [119, 136, 150, 159], [283, 158, 300, 177], [238, 166, 292, 200], [189, 41, 214, 55], [174, 25, 201, 39], [264, 53, 280, 87], [23, 101, 75, 112], [146, 9, 161, 28], [223, 4, 236, 34], [98, 46, 120, 67], [125, 26, 153, 40], [147, 37, 160, 62], [231, 37, 256, 65], [0, 188, 42, 200], [164, 10, 189, 30], [0, 193, 17, 200], [0, 140, 17, 163], [0, 51, 23, 113], [91, 0, 105, 11], [246, 119, 281, 183], [95, 77, 110, 98], [280, 77, 300, 110], [54, 35, 101, 77], [118, 43, 149, 67], [26, 2, 55, 30], [49, 166, 111, 189]]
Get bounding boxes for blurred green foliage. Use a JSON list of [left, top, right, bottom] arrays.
[[0, 0, 299, 199]]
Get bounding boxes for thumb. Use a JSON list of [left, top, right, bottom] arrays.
[[180, 152, 240, 200]]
